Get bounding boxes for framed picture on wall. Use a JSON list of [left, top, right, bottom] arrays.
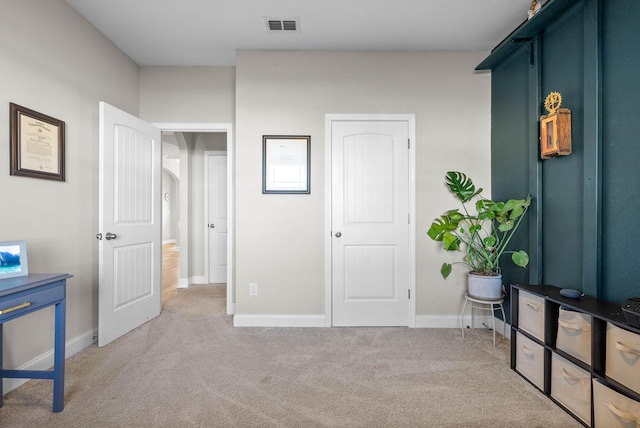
[[540, 115, 559, 159], [10, 103, 66, 181], [262, 135, 310, 194]]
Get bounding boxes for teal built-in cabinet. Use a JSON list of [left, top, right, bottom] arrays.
[[479, 0, 640, 314]]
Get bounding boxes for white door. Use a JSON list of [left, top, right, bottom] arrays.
[[98, 102, 162, 347], [206, 153, 227, 283], [331, 120, 411, 326]]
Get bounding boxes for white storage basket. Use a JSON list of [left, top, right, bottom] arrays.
[[606, 323, 640, 394], [593, 379, 640, 427], [515, 331, 545, 390], [518, 290, 545, 341], [550, 353, 591, 425], [556, 307, 592, 365]]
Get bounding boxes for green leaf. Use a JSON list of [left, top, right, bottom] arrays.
[[442, 232, 461, 251], [427, 216, 458, 241], [444, 171, 483, 203], [512, 251, 529, 267], [441, 263, 452, 278], [483, 236, 497, 247]]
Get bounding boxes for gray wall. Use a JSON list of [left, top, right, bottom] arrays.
[[234, 50, 492, 320], [1, 0, 496, 386], [0, 0, 138, 369]]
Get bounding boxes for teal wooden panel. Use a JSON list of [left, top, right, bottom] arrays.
[[491, 47, 530, 321], [540, 3, 586, 289], [601, 0, 640, 303]]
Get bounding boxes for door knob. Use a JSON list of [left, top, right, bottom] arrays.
[[335, 232, 342, 238], [209, 224, 215, 229], [96, 233, 102, 240], [105, 232, 117, 240]]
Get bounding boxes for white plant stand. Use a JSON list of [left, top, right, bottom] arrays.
[[460, 293, 506, 346]]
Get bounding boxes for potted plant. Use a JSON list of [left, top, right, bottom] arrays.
[[427, 171, 531, 299]]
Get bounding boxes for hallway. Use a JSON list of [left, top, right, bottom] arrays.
[[162, 243, 179, 303]]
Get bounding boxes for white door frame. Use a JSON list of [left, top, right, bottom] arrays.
[[203, 150, 227, 284], [153, 122, 235, 315], [324, 114, 416, 327]]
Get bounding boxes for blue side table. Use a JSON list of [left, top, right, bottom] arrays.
[[0, 273, 71, 412]]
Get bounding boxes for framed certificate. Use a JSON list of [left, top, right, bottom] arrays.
[[10, 103, 65, 181], [262, 135, 310, 194]]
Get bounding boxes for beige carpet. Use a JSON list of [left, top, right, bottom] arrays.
[[0, 284, 581, 427]]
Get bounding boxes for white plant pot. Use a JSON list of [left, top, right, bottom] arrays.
[[467, 273, 503, 300]]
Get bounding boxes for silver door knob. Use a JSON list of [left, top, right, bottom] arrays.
[[335, 232, 342, 238], [105, 232, 117, 240], [209, 224, 215, 228], [96, 233, 102, 240]]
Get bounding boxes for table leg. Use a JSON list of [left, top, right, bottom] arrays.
[[52, 299, 66, 412]]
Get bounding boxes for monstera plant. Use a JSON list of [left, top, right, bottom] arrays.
[[427, 171, 531, 298]]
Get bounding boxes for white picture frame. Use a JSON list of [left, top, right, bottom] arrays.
[[0, 240, 29, 279]]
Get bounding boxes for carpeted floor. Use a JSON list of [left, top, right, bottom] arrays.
[[0, 284, 581, 427]]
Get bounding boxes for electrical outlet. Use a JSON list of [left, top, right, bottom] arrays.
[[250, 283, 258, 296]]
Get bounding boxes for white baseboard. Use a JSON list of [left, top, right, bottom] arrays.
[[231, 314, 510, 334], [415, 315, 511, 338], [227, 303, 236, 315], [178, 278, 189, 288], [2, 328, 97, 395], [191, 276, 207, 285], [233, 314, 326, 327]]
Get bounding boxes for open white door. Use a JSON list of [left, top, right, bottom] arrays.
[[98, 102, 162, 347]]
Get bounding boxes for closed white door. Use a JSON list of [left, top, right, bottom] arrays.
[[98, 102, 162, 347], [331, 119, 411, 326], [206, 153, 227, 283]]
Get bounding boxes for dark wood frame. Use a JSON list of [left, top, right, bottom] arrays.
[[262, 135, 310, 194], [10, 103, 65, 181]]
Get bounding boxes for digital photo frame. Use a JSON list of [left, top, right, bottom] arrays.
[[0, 240, 29, 279]]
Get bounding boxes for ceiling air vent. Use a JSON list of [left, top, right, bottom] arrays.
[[264, 17, 300, 33]]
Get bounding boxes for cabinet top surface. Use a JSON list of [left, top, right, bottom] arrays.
[[0, 273, 72, 298], [513, 283, 638, 333]]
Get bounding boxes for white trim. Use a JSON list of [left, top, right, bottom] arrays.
[[153, 123, 235, 315], [2, 328, 97, 394], [415, 315, 511, 338], [324, 114, 416, 327], [191, 275, 207, 284], [178, 278, 190, 289], [162, 239, 177, 245], [233, 314, 326, 328]]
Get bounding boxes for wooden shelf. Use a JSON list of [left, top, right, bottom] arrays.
[[475, 0, 581, 70]]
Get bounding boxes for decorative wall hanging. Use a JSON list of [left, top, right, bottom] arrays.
[[262, 135, 310, 194], [540, 92, 572, 160], [10, 103, 65, 181]]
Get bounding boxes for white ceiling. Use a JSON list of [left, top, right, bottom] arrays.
[[64, 0, 533, 67]]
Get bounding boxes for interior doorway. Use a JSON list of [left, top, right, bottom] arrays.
[[156, 123, 235, 314]]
